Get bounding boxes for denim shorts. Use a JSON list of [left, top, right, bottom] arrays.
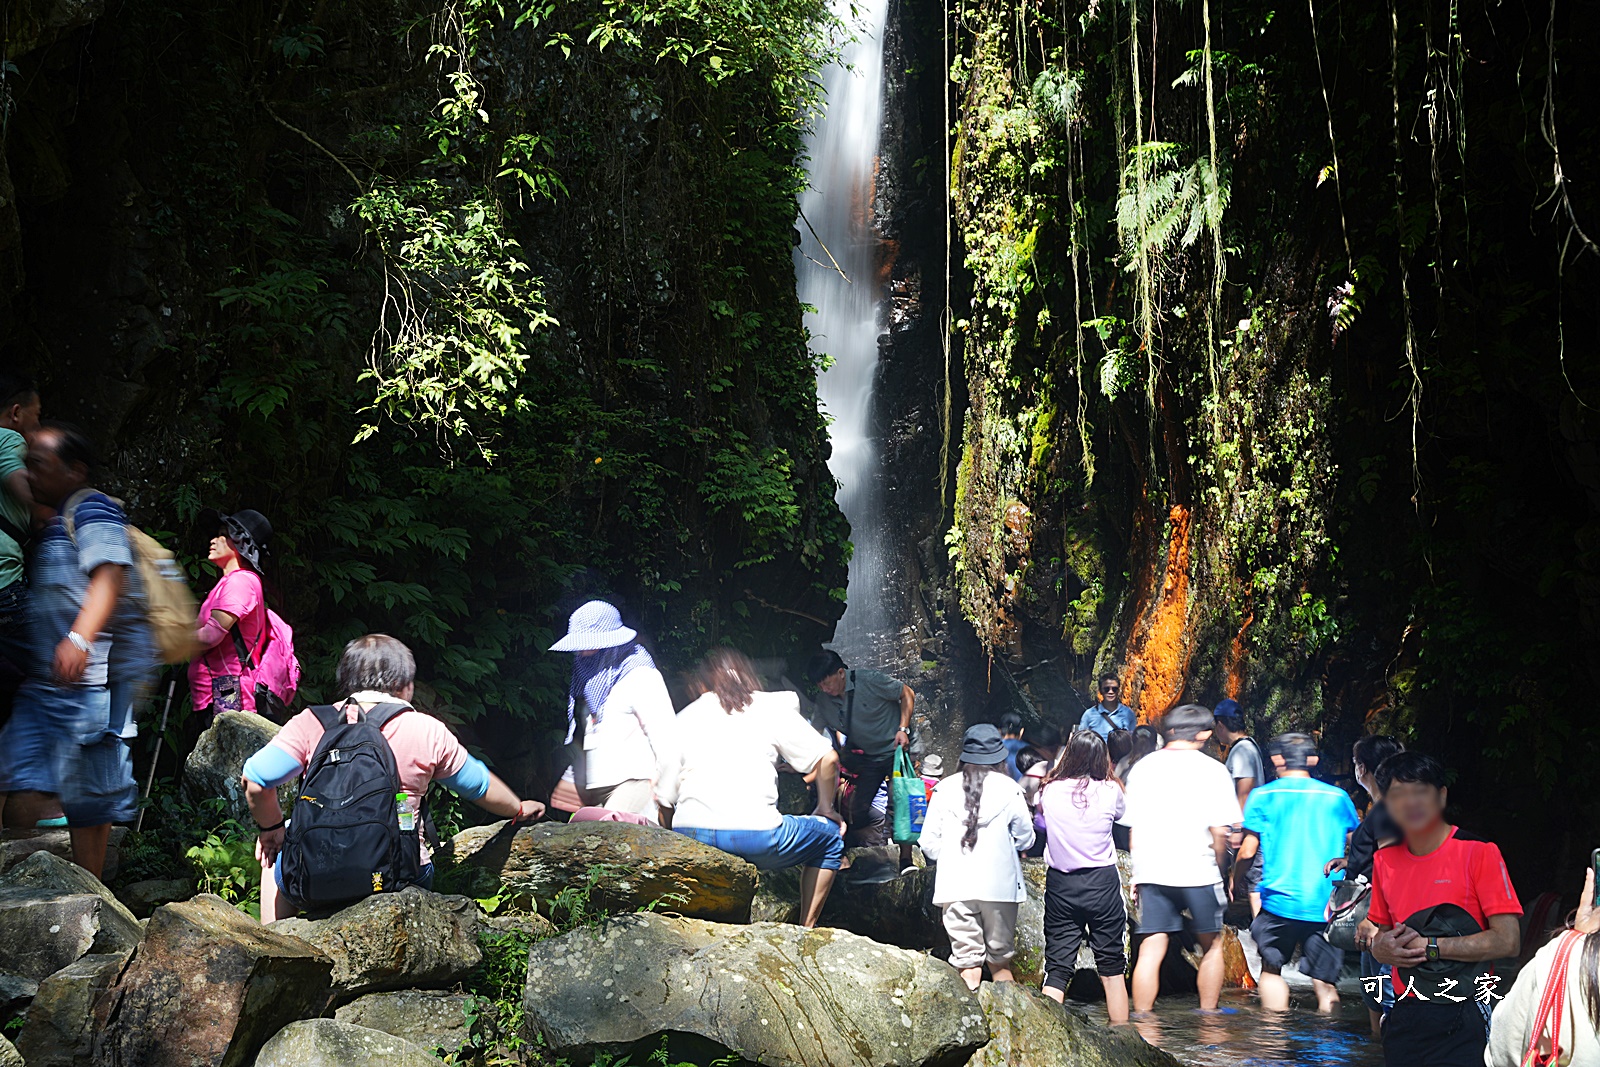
[[1136, 881, 1228, 934], [675, 814, 846, 871], [0, 678, 139, 826]]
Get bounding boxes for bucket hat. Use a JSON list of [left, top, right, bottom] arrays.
[[199, 508, 273, 572], [549, 600, 637, 652], [960, 724, 1008, 766]]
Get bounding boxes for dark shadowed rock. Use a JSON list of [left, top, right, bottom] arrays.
[[255, 1019, 445, 1067], [966, 982, 1179, 1066], [15, 952, 128, 1067], [451, 820, 758, 923], [93, 894, 331, 1067], [524, 914, 988, 1066], [752, 846, 943, 946], [183, 711, 293, 826], [335, 990, 484, 1056], [0, 850, 141, 981], [0, 828, 125, 881], [273, 888, 481, 1004], [0, 972, 36, 1021], [117, 877, 196, 918]]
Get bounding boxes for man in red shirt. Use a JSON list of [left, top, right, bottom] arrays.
[[1359, 752, 1521, 1066]]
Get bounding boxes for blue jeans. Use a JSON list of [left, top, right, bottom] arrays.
[[676, 815, 845, 871], [1361, 949, 1396, 1014], [0, 677, 140, 826]]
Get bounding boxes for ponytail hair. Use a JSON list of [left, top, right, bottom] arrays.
[[960, 763, 993, 850]]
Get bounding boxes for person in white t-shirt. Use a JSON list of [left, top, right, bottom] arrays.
[[656, 648, 844, 927], [1119, 703, 1243, 1012], [548, 600, 679, 821]]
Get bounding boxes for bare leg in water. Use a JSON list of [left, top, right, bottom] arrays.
[[1132, 932, 1168, 1012], [798, 866, 837, 928], [1047, 975, 1130, 1023]]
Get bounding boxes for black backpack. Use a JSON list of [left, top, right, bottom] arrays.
[[279, 701, 424, 909]]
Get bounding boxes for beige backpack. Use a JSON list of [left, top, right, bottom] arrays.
[[63, 490, 201, 664]]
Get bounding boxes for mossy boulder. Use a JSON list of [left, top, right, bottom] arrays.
[[966, 981, 1179, 1066], [523, 914, 987, 1066], [448, 820, 758, 924]]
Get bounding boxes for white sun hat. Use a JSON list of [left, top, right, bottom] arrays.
[[549, 600, 638, 652]]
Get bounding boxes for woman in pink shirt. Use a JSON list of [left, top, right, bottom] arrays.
[[1037, 729, 1130, 1021], [189, 509, 275, 715]]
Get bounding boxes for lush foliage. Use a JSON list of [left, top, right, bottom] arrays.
[[942, 0, 1599, 883], [13, 0, 850, 761]]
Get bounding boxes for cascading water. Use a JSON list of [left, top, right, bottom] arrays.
[[797, 0, 891, 659]]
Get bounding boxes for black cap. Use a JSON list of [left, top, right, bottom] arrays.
[[199, 508, 273, 572], [961, 724, 1008, 766]]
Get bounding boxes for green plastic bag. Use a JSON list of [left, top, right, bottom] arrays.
[[891, 747, 928, 844]]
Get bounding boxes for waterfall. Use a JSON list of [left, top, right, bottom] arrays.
[[796, 0, 891, 659]]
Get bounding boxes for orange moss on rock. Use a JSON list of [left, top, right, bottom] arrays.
[[1124, 505, 1193, 721], [1225, 608, 1254, 699]]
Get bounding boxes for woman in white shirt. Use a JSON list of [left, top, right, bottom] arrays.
[[656, 648, 844, 927], [919, 724, 1036, 990], [548, 600, 678, 821]]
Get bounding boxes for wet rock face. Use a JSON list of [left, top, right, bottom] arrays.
[[92, 894, 332, 1067], [968, 981, 1180, 1067], [255, 1019, 446, 1067], [451, 820, 759, 924], [273, 888, 482, 1005], [524, 914, 988, 1067]]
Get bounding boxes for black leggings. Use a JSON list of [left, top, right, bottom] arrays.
[[1042, 864, 1128, 989]]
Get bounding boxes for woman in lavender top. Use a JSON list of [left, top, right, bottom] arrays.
[[1037, 729, 1130, 1021]]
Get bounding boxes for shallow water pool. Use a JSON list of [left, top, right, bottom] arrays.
[[1081, 992, 1388, 1066]]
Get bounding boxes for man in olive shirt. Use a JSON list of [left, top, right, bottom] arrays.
[[806, 650, 914, 847]]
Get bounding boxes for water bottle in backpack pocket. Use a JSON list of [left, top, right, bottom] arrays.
[[278, 702, 423, 909]]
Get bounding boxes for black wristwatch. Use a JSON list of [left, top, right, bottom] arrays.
[[1425, 937, 1441, 963]]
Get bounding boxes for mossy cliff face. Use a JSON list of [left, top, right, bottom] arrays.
[[0, 0, 847, 734], [941, 0, 1600, 884]]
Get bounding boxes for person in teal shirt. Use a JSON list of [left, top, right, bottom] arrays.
[[0, 374, 41, 683], [1234, 733, 1360, 1013]]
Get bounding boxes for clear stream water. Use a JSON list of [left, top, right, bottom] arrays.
[[1096, 994, 1387, 1066]]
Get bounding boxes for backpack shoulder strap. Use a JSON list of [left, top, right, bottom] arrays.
[[364, 702, 413, 731], [309, 704, 345, 732]]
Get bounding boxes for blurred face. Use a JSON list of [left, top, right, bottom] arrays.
[[1099, 680, 1121, 705], [208, 530, 241, 568], [25, 429, 83, 507], [1384, 778, 1447, 836], [2, 394, 40, 435], [817, 669, 847, 697]]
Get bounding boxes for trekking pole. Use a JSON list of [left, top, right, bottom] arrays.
[[135, 679, 178, 833]]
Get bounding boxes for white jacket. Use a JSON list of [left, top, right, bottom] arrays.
[[919, 769, 1035, 905], [575, 666, 679, 791], [1486, 933, 1600, 1067]]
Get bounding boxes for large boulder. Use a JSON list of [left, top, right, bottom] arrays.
[[449, 820, 759, 924], [274, 888, 482, 1004], [255, 1019, 445, 1067], [0, 827, 125, 881], [335, 990, 485, 1056], [0, 972, 36, 1021], [966, 982, 1179, 1067], [92, 894, 332, 1067], [183, 711, 293, 826], [0, 851, 141, 981], [15, 952, 129, 1067], [524, 915, 989, 1066], [0, 1035, 20, 1067]]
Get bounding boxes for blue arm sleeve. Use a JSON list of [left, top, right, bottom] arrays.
[[242, 745, 304, 788], [438, 755, 491, 800]]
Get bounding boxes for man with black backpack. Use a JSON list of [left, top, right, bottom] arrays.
[[244, 634, 544, 921]]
